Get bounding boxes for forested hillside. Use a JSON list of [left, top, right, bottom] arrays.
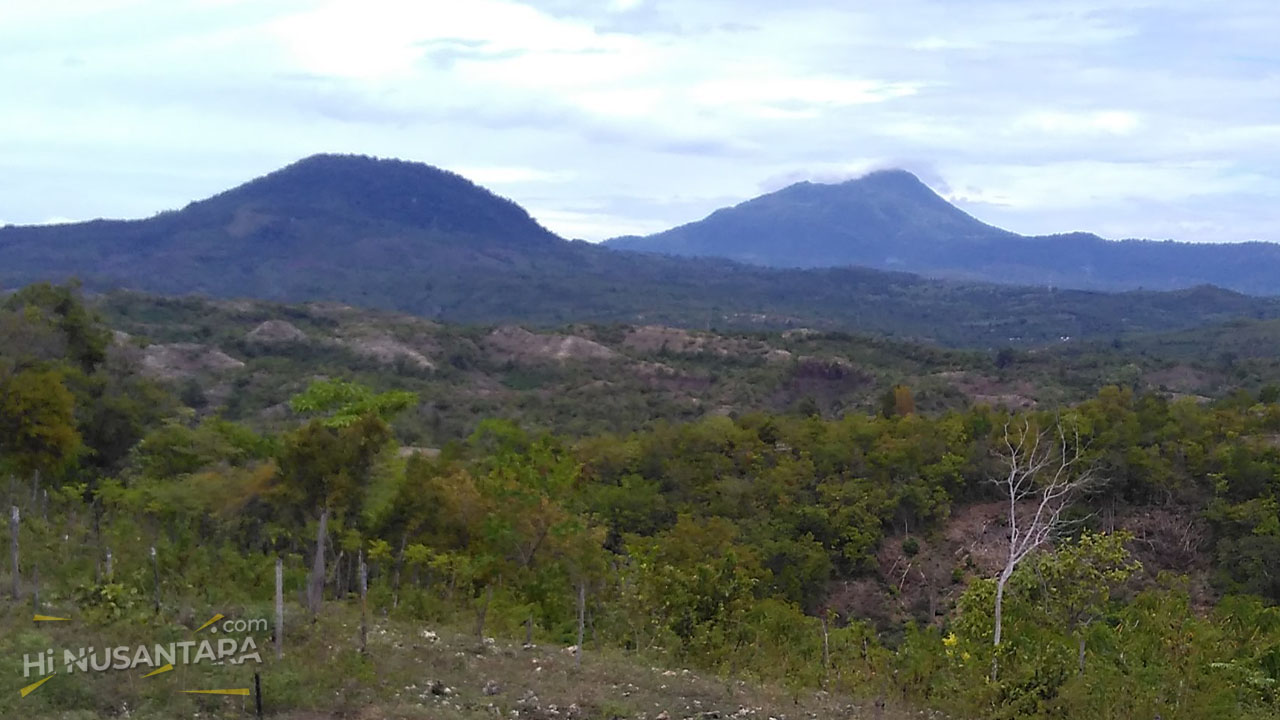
[[4, 283, 1280, 719], [4, 155, 1280, 346], [607, 170, 1280, 294], [94, 291, 1280, 444]]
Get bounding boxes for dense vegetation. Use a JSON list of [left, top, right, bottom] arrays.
[[4, 155, 1280, 347], [4, 283, 1280, 719], [608, 169, 1280, 294], [90, 291, 1280, 445]]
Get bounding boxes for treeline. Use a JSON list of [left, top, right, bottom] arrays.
[[3, 284, 1280, 719]]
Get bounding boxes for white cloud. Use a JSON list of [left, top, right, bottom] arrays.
[[450, 166, 575, 184], [1013, 110, 1142, 137], [0, 0, 1276, 245], [691, 76, 920, 110], [529, 207, 669, 240], [269, 0, 617, 80]]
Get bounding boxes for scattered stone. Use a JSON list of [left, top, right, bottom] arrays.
[[483, 679, 502, 696]]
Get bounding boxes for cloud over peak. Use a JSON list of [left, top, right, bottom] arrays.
[[0, 0, 1276, 243]]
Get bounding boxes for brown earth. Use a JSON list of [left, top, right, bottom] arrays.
[[247, 319, 309, 343], [141, 343, 246, 379], [338, 332, 437, 370], [1143, 364, 1217, 394], [486, 326, 619, 364], [933, 371, 1037, 409]]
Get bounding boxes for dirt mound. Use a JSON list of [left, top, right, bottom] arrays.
[[935, 371, 1037, 409], [247, 320, 308, 343], [621, 326, 704, 353], [622, 325, 788, 362], [397, 446, 442, 459], [486, 326, 618, 363], [793, 355, 861, 380], [630, 360, 714, 392], [142, 343, 245, 379], [339, 333, 436, 370], [782, 328, 820, 339], [1144, 364, 1216, 393], [764, 348, 793, 363]]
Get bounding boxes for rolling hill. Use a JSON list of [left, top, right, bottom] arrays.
[[607, 170, 1280, 294], [96, 292, 1280, 443], [3, 154, 1280, 346]]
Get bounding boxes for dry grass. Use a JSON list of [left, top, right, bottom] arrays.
[[262, 612, 944, 720], [1, 589, 946, 720]]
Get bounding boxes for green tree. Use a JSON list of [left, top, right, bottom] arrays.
[[0, 367, 82, 480], [1027, 530, 1141, 674], [289, 378, 417, 428]]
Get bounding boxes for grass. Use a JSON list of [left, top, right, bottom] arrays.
[[0, 598, 945, 719]]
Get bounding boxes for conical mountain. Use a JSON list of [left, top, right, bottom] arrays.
[[608, 170, 1014, 268], [608, 170, 1280, 294]]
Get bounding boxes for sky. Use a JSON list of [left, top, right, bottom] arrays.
[[1, 0, 1277, 243]]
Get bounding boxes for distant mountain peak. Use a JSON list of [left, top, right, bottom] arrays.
[[189, 153, 559, 244], [857, 167, 923, 181], [607, 165, 1004, 266]]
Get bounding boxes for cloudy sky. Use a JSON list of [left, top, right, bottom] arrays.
[[2, 0, 1277, 242]]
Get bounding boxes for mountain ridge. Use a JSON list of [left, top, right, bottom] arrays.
[[3, 153, 1280, 347], [606, 170, 1280, 294]]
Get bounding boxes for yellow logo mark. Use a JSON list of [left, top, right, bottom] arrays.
[[20, 675, 55, 698], [182, 688, 251, 696], [194, 614, 225, 633], [143, 664, 174, 678]]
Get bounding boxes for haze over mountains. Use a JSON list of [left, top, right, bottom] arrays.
[[608, 169, 1280, 295], [2, 154, 1278, 347]]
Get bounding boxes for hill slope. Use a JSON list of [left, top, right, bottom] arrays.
[[4, 154, 1280, 346], [99, 292, 1280, 443], [607, 170, 1280, 294]]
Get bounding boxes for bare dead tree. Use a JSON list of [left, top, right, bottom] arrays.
[[990, 416, 1100, 673]]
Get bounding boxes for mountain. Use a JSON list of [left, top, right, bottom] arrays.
[[0, 154, 560, 297], [4, 154, 1280, 347], [610, 170, 1015, 266], [606, 170, 1280, 295]]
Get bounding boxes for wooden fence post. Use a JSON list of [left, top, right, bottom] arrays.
[[359, 550, 369, 655], [821, 614, 830, 687], [275, 557, 284, 660], [10, 506, 19, 601], [151, 546, 161, 614], [254, 671, 264, 719], [576, 581, 585, 668]]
